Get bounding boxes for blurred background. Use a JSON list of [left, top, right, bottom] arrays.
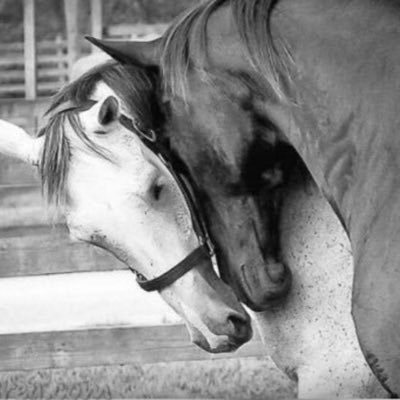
[[0, 1, 294, 398], [0, 0, 199, 99], [0, 0, 196, 42]]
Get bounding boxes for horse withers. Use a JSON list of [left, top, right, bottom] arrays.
[[0, 61, 252, 353], [86, 0, 400, 396]]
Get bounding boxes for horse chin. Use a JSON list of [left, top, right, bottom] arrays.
[[228, 259, 292, 312], [187, 324, 250, 353]]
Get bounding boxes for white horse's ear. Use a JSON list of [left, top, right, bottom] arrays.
[[0, 119, 44, 166], [98, 96, 119, 126]]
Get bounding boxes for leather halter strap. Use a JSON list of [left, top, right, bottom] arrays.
[[45, 99, 214, 292], [136, 245, 209, 292]]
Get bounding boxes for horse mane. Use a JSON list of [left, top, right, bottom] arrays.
[[38, 60, 161, 206], [160, 0, 289, 99]]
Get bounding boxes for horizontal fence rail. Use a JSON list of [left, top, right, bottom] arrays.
[[0, 40, 68, 53], [0, 325, 265, 372], [0, 53, 68, 67], [0, 224, 126, 277]]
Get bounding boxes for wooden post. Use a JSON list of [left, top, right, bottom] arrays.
[[55, 34, 67, 85], [23, 0, 37, 99], [90, 0, 103, 51], [64, 0, 80, 79]]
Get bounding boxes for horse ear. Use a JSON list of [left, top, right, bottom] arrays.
[[85, 36, 161, 67], [98, 96, 119, 126], [0, 120, 43, 166]]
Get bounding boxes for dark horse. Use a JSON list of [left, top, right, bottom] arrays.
[[88, 0, 400, 395]]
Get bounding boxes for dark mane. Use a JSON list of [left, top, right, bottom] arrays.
[[39, 60, 161, 206], [160, 0, 290, 99]]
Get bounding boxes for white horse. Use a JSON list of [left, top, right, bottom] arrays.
[[0, 61, 251, 354]]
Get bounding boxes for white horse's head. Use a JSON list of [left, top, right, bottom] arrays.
[[0, 62, 252, 352]]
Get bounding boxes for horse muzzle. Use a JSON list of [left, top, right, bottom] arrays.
[[188, 310, 253, 353], [233, 258, 292, 311]]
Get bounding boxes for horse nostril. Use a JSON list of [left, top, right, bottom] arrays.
[[227, 313, 252, 341]]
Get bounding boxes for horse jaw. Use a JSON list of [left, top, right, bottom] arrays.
[[157, 256, 253, 353]]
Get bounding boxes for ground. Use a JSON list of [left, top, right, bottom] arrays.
[[0, 358, 294, 399]]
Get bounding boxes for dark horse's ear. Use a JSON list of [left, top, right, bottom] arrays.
[[85, 36, 161, 67]]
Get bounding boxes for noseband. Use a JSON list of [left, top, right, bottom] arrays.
[[46, 99, 215, 292]]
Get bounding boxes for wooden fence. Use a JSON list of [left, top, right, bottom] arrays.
[[0, 23, 168, 99], [0, 38, 78, 99], [0, 325, 264, 372], [0, 100, 264, 374]]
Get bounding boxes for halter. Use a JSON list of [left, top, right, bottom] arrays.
[[47, 99, 215, 292], [118, 114, 215, 292]]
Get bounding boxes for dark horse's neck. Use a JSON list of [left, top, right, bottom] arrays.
[[203, 0, 400, 245], [269, 0, 400, 245]]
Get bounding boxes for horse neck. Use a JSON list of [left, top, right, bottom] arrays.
[[202, 0, 400, 238], [269, 0, 400, 238]]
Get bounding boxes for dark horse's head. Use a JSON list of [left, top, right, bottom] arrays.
[[86, 1, 301, 311]]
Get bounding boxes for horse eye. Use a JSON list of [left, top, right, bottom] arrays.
[[151, 182, 165, 201], [94, 130, 107, 135]]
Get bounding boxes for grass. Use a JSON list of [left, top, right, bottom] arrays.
[[0, 358, 295, 399]]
